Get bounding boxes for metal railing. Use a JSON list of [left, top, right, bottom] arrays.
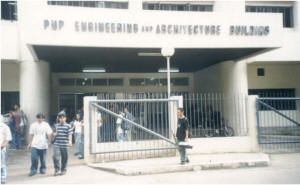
[[88, 98, 179, 160], [256, 97, 300, 153], [97, 92, 249, 138]]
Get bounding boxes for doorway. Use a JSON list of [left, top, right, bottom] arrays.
[[58, 93, 97, 122]]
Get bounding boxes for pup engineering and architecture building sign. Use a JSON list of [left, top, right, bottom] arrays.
[[44, 19, 270, 36]]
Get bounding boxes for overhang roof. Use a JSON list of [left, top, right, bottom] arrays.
[[33, 45, 267, 73]]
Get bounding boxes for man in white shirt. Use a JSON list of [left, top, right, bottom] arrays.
[[27, 113, 53, 176], [1, 115, 12, 184]]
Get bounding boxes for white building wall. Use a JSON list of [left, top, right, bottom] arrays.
[[250, 1, 300, 62], [193, 60, 248, 135], [248, 63, 300, 94], [194, 60, 248, 94], [1, 21, 19, 60], [1, 0, 299, 135], [214, 0, 245, 13], [248, 63, 300, 127]]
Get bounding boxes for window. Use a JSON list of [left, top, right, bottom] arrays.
[[47, 1, 128, 9], [93, 79, 107, 86], [104, 1, 128, 9], [143, 2, 213, 12], [130, 77, 189, 86], [159, 78, 167, 86], [108, 78, 123, 86], [76, 78, 92, 86], [145, 78, 159, 86], [59, 78, 75, 86], [1, 1, 17, 21], [130, 79, 145, 86], [172, 78, 189, 86], [191, 4, 213, 12], [249, 89, 296, 110], [257, 68, 265, 76], [246, 6, 293, 28]]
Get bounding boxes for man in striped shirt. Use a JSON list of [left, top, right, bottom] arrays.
[[52, 113, 73, 176]]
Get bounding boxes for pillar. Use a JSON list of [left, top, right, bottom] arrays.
[[213, 0, 245, 14], [220, 60, 248, 136], [20, 60, 50, 142], [294, 1, 300, 31]]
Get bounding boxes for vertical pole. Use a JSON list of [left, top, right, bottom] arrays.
[[256, 98, 261, 145], [167, 56, 171, 98]]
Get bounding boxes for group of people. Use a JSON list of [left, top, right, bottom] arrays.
[[98, 106, 191, 165], [96, 107, 135, 143], [0, 106, 84, 184], [27, 110, 85, 177], [0, 105, 191, 184]]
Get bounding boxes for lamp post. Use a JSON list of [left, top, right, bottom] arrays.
[[161, 46, 175, 98]]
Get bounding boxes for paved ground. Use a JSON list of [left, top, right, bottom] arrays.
[[88, 153, 269, 175], [5, 146, 300, 184]]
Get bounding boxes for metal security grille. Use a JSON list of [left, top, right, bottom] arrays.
[[87, 98, 179, 161], [256, 97, 300, 153], [97, 92, 249, 138]]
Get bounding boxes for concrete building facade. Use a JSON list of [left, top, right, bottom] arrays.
[[1, 0, 300, 127]]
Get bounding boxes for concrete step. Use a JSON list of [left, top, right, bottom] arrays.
[[88, 152, 270, 176]]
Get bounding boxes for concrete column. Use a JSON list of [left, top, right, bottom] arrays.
[[213, 0, 245, 14], [222, 61, 248, 95], [247, 95, 259, 152], [129, 1, 142, 12], [20, 60, 50, 141], [220, 60, 248, 136], [84, 96, 97, 165], [294, 1, 300, 31]]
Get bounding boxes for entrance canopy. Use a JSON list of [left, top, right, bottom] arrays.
[[33, 45, 266, 73]]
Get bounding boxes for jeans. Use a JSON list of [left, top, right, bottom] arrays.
[[74, 133, 81, 154], [80, 134, 84, 157], [98, 127, 105, 143], [116, 133, 124, 142], [1, 148, 7, 183], [10, 130, 21, 149], [30, 147, 47, 174], [124, 130, 131, 141], [53, 146, 68, 172], [177, 141, 189, 163]]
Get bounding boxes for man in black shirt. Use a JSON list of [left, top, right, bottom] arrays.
[[176, 108, 190, 165]]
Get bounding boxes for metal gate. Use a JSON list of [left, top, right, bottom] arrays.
[[256, 97, 300, 152], [86, 98, 180, 162]]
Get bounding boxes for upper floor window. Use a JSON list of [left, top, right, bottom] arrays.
[[1, 1, 17, 21], [143, 2, 213, 12], [130, 77, 189, 86], [48, 1, 128, 9], [246, 6, 293, 28]]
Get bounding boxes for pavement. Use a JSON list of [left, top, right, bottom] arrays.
[[88, 153, 270, 175], [5, 145, 85, 183], [4, 145, 300, 184]]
